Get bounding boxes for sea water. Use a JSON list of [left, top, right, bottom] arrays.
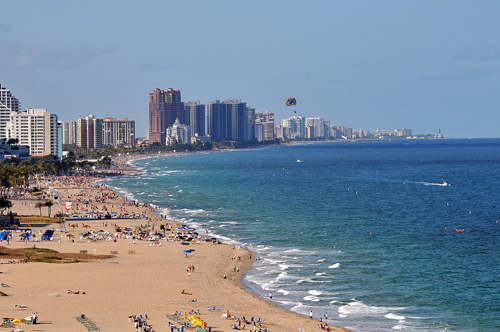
[[105, 139, 500, 331]]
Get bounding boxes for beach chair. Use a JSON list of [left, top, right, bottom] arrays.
[[213, 307, 216, 311]]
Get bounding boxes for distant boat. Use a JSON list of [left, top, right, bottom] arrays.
[[296, 159, 302, 163], [443, 181, 450, 186], [455, 228, 465, 232]]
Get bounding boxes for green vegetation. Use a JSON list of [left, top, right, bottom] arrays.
[[0, 246, 113, 263]]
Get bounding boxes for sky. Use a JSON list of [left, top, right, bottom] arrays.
[[1, 1, 500, 138]]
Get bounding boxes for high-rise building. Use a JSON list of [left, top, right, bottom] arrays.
[[103, 117, 135, 146], [207, 99, 248, 141], [306, 117, 325, 138], [149, 87, 185, 144], [0, 83, 20, 141], [184, 101, 205, 137], [283, 115, 305, 139], [255, 111, 275, 141], [77, 115, 103, 149], [62, 121, 77, 145], [166, 118, 191, 145], [9, 108, 59, 157]]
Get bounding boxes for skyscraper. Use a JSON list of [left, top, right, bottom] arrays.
[[62, 121, 77, 145], [0, 83, 20, 141], [149, 87, 185, 144], [207, 99, 248, 141], [9, 109, 58, 157], [184, 101, 205, 137], [255, 111, 275, 141], [103, 117, 135, 146], [77, 115, 103, 149]]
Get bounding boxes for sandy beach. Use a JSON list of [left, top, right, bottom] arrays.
[[0, 156, 354, 332]]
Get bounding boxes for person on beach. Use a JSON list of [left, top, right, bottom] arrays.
[[310, 311, 313, 319], [269, 292, 272, 300]]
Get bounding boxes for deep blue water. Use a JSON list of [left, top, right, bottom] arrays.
[[105, 139, 500, 332]]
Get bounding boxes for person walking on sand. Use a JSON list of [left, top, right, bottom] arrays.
[[310, 311, 313, 319], [324, 312, 328, 321], [269, 292, 273, 300]]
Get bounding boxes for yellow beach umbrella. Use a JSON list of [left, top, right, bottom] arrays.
[[12, 318, 24, 323], [193, 320, 206, 326], [183, 311, 186, 319], [188, 316, 200, 320]]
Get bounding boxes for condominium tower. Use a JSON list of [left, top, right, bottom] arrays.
[[77, 115, 103, 149], [149, 87, 185, 144], [61, 121, 77, 145], [103, 117, 135, 146], [9, 108, 58, 157], [0, 83, 20, 140], [207, 99, 249, 141], [184, 101, 205, 137]]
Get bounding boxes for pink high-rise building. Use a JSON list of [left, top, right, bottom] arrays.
[[149, 87, 185, 144]]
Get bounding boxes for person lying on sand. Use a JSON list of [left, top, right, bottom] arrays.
[[181, 289, 193, 295]]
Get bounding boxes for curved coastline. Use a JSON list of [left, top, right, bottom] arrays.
[[1, 151, 355, 332]]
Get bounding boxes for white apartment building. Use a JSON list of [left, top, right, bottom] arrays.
[[10, 108, 59, 157], [306, 117, 325, 138], [0, 83, 20, 141], [103, 117, 135, 146], [62, 121, 77, 145], [166, 118, 191, 145]]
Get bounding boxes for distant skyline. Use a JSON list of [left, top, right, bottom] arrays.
[[1, 1, 500, 138]]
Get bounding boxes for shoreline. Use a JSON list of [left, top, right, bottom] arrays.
[[1, 154, 355, 332]]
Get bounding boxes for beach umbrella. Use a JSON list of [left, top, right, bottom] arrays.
[[183, 249, 195, 253], [66, 233, 75, 241], [12, 318, 24, 323], [188, 316, 200, 320], [69, 224, 78, 232], [83, 224, 90, 231], [184, 311, 186, 319]]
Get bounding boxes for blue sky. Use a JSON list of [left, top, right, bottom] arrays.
[[1, 1, 499, 138]]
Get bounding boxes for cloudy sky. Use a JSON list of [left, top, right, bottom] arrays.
[[1, 1, 499, 138]]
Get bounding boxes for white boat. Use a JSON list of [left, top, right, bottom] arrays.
[[443, 181, 450, 186]]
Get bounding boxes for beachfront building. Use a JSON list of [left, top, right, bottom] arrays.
[[0, 83, 20, 141], [103, 117, 135, 146], [207, 99, 249, 141], [306, 117, 326, 138], [9, 108, 59, 157], [184, 101, 205, 137], [166, 118, 191, 145], [331, 126, 352, 139], [77, 115, 103, 149], [61, 121, 77, 145], [255, 111, 275, 141], [282, 115, 305, 139], [149, 87, 185, 144]]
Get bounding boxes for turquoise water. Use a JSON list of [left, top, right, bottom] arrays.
[[105, 139, 500, 331]]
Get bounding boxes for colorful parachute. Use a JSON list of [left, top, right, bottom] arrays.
[[285, 97, 297, 107]]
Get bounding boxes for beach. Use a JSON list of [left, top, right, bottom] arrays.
[[1, 155, 353, 332]]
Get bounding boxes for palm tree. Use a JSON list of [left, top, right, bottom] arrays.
[[35, 202, 44, 216], [44, 200, 54, 217], [0, 197, 13, 215]]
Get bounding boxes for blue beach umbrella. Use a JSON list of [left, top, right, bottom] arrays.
[[183, 249, 195, 253]]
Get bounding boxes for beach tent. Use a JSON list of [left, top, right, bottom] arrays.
[[41, 229, 54, 241]]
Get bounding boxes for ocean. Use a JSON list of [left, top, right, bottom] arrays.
[[104, 138, 500, 332]]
